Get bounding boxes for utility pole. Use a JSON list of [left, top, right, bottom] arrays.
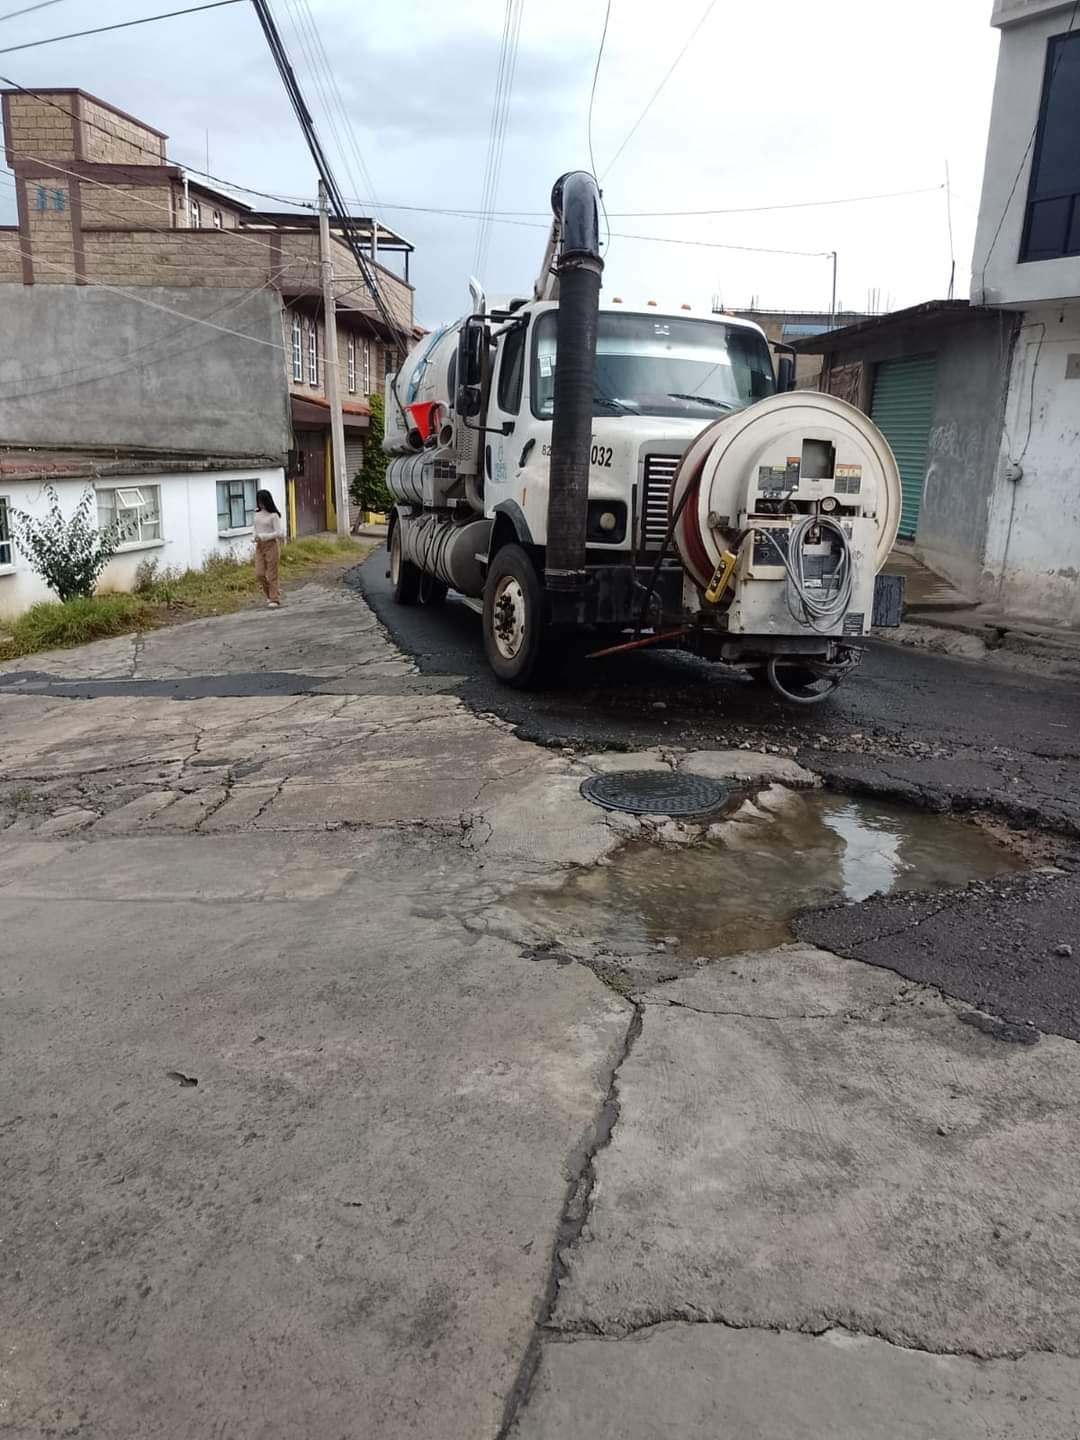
[[829, 251, 838, 330], [319, 180, 350, 537]]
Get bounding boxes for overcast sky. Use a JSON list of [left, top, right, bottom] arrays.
[[0, 0, 1000, 327]]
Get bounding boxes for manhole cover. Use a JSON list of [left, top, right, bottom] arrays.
[[580, 770, 728, 817]]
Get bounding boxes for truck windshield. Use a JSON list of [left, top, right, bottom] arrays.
[[530, 310, 776, 421]]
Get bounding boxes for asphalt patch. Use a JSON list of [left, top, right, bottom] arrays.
[[796, 869, 1080, 1042], [0, 670, 338, 699]]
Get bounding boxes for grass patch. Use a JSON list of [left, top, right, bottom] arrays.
[[0, 537, 371, 661], [1, 593, 158, 658]]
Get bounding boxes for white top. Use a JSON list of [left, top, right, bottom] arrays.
[[254, 509, 284, 540]]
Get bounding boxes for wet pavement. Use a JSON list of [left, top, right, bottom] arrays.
[[3, 569, 1080, 1438], [517, 790, 1020, 959], [352, 553, 1080, 838]]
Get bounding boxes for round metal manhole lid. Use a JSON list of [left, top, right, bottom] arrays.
[[580, 769, 728, 818]]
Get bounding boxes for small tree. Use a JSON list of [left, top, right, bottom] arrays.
[[14, 485, 122, 602], [351, 392, 393, 514]]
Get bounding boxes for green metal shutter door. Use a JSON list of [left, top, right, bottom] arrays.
[[869, 355, 937, 539]]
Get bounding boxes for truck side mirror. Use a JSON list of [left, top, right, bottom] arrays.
[[772, 342, 797, 393], [457, 318, 486, 417]]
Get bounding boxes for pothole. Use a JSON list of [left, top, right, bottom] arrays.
[[513, 791, 1023, 959]]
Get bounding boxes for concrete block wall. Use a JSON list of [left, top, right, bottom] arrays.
[[80, 97, 164, 166], [81, 230, 276, 287], [21, 176, 76, 284], [80, 183, 173, 230], [0, 231, 21, 282], [3, 94, 76, 161]]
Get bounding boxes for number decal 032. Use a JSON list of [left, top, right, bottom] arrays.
[[590, 444, 613, 468]]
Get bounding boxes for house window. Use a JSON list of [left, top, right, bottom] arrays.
[[362, 340, 371, 396], [347, 336, 356, 394], [97, 485, 162, 547], [190, 197, 201, 229], [1021, 30, 1080, 262], [212, 209, 223, 229], [217, 477, 257, 534], [0, 496, 12, 569], [291, 312, 303, 382], [308, 320, 318, 386]]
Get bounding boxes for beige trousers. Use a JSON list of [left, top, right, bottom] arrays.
[[255, 538, 281, 603]]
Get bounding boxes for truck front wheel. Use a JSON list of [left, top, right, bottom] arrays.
[[483, 543, 550, 687]]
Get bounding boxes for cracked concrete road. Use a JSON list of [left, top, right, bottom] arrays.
[[3, 575, 1080, 1438]]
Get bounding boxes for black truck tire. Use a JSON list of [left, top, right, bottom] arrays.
[[389, 518, 421, 606], [482, 543, 551, 687]]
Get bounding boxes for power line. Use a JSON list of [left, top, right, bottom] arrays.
[[586, 0, 612, 183], [247, 0, 411, 361], [0, 0, 244, 56], [602, 0, 718, 179], [295, 0, 378, 207], [474, 0, 525, 277], [586, 0, 612, 254], [3, 239, 360, 372], [0, 0, 69, 22], [0, 260, 315, 397], [321, 182, 946, 221]]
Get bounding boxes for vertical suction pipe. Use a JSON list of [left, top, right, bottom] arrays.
[[545, 170, 604, 590]]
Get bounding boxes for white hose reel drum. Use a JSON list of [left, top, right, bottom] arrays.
[[672, 392, 903, 592]]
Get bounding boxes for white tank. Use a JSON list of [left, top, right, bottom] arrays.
[[383, 322, 462, 455], [673, 392, 902, 590]]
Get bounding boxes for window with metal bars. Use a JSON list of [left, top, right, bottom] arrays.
[[0, 496, 12, 568], [308, 320, 318, 386], [216, 477, 257, 534]]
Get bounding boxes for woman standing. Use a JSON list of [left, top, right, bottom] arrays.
[[253, 489, 284, 608]]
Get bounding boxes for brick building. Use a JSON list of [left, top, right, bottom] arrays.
[[0, 87, 415, 613]]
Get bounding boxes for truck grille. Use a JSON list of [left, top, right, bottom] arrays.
[[641, 454, 680, 550]]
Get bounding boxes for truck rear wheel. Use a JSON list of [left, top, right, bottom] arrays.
[[483, 543, 551, 687], [389, 518, 421, 606]]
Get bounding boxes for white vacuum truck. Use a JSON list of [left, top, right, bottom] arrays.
[[383, 171, 902, 704]]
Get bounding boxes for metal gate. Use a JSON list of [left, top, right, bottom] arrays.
[[292, 430, 327, 535], [869, 355, 937, 539]]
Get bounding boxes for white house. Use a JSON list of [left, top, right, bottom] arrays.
[[971, 0, 1080, 626], [0, 455, 285, 619]]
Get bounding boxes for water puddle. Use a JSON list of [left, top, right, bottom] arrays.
[[515, 791, 1022, 958]]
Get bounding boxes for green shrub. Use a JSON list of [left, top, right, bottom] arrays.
[[14, 486, 121, 601], [351, 393, 393, 513]]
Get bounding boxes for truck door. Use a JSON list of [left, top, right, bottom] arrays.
[[485, 320, 528, 493]]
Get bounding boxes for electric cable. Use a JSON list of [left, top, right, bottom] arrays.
[[0, 0, 70, 22], [0, 258, 315, 396], [312, 182, 947, 221], [602, 0, 717, 180], [586, 0, 612, 253], [761, 515, 853, 631], [479, 0, 524, 278], [0, 0, 243, 56]]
